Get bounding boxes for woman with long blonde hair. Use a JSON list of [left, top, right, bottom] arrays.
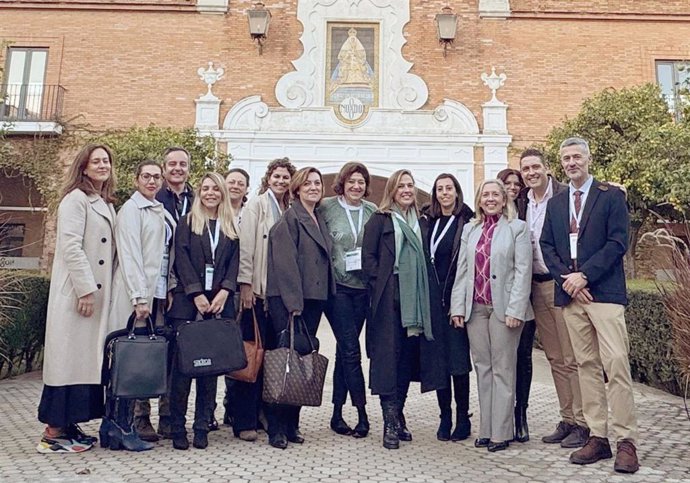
[[167, 172, 240, 451], [361, 169, 433, 450]]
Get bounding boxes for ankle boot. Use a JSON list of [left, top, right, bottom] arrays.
[[99, 418, 113, 448], [397, 410, 412, 441], [134, 415, 159, 442], [514, 405, 529, 443], [437, 409, 452, 441], [450, 412, 471, 441], [381, 401, 399, 449], [108, 422, 155, 452], [353, 406, 369, 438]]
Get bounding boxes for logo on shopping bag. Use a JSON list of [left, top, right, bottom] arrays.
[[193, 358, 212, 368]]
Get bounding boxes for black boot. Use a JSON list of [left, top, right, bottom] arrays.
[[514, 405, 529, 443], [381, 400, 399, 450], [330, 404, 353, 435], [450, 412, 471, 442], [398, 410, 412, 442], [437, 409, 452, 441], [353, 405, 369, 438]]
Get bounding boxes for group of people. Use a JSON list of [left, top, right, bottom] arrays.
[[36, 136, 640, 474]]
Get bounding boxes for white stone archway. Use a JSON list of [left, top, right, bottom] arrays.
[[195, 0, 511, 204]]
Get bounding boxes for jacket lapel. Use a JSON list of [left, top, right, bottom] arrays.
[[88, 194, 115, 232], [295, 201, 328, 253]]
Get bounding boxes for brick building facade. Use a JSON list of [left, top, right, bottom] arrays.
[[1, 0, 690, 270]]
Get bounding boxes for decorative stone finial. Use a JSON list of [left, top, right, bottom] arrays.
[[481, 67, 507, 104], [197, 62, 225, 98]]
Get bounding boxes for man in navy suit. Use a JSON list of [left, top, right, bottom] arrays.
[[540, 137, 639, 474]]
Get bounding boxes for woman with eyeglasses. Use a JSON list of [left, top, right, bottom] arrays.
[[104, 160, 175, 451]]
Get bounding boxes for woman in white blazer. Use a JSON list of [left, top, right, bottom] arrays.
[[37, 144, 117, 454], [450, 179, 533, 452], [103, 160, 175, 451]]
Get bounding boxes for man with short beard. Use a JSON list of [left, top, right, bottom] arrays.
[[517, 148, 588, 448], [133, 146, 197, 441]]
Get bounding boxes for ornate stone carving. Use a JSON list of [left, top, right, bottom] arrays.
[[195, 62, 224, 131], [481, 67, 507, 105], [197, 62, 224, 98], [275, 0, 428, 111], [481, 68, 508, 134]]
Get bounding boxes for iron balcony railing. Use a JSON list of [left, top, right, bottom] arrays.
[[0, 84, 65, 122]]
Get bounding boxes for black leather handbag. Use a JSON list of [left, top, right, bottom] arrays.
[[277, 315, 320, 356], [175, 314, 247, 378], [107, 313, 169, 399], [263, 314, 329, 407]]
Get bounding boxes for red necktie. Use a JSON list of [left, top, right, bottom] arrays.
[[570, 190, 582, 234]]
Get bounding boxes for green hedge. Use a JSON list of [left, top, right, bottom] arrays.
[[0, 275, 49, 379], [626, 284, 683, 396]]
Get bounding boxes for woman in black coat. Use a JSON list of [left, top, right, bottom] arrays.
[[265, 167, 336, 449], [167, 172, 239, 451], [419, 174, 474, 442], [361, 169, 432, 450]]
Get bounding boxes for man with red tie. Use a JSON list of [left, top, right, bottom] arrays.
[[540, 137, 639, 474]]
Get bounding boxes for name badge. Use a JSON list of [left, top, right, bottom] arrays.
[[159, 253, 170, 277], [154, 253, 170, 299], [205, 264, 214, 291], [569, 233, 578, 260], [345, 248, 362, 272]]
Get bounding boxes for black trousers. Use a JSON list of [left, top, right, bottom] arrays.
[[228, 297, 271, 434], [168, 318, 218, 436], [265, 297, 325, 438], [325, 284, 368, 408], [379, 321, 417, 410], [516, 319, 536, 408]]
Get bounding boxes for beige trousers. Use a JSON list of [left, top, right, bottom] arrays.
[[532, 280, 585, 426], [466, 304, 524, 442], [562, 300, 638, 443]]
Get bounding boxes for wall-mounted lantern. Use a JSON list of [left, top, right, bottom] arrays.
[[435, 6, 458, 58], [248, 2, 272, 55]]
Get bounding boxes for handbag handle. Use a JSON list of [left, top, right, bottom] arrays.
[[288, 314, 316, 353], [125, 312, 156, 340], [236, 307, 262, 349]]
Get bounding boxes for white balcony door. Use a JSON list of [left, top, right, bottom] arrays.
[[3, 48, 48, 120]]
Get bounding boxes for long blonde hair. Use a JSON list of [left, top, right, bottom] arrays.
[[472, 179, 516, 225], [378, 169, 418, 213], [189, 172, 238, 240]]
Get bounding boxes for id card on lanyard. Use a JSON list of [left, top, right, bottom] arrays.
[[205, 221, 220, 291], [430, 215, 455, 264], [568, 191, 584, 261], [341, 198, 364, 272]]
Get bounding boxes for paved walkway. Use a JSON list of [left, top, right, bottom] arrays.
[[1, 325, 689, 483]]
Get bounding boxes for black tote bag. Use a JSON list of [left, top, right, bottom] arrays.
[[175, 314, 247, 377], [107, 313, 169, 399]]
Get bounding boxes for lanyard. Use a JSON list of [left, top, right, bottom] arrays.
[[207, 220, 220, 263], [568, 189, 585, 231], [338, 197, 364, 248], [267, 189, 283, 216], [430, 215, 455, 263], [392, 211, 419, 233]]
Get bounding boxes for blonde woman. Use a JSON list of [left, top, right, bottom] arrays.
[[450, 179, 533, 452], [361, 169, 432, 450], [167, 172, 240, 451]]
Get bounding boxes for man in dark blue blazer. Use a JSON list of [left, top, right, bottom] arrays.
[[540, 137, 639, 474]]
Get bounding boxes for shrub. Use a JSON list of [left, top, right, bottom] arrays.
[[0, 274, 50, 378], [626, 284, 683, 396]]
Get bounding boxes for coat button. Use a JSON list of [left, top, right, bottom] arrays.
[[491, 275, 496, 279], [98, 260, 104, 265], [263, 234, 267, 239], [101, 237, 107, 243], [97, 283, 102, 289]]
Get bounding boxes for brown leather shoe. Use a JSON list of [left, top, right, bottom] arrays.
[[542, 421, 575, 444], [614, 440, 640, 473], [569, 436, 612, 465], [560, 424, 589, 448]]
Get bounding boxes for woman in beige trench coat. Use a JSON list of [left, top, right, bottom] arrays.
[[37, 144, 118, 454]]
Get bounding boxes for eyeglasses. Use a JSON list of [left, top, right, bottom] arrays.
[[140, 173, 163, 182]]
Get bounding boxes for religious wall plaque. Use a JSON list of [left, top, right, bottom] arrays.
[[326, 22, 380, 125]]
